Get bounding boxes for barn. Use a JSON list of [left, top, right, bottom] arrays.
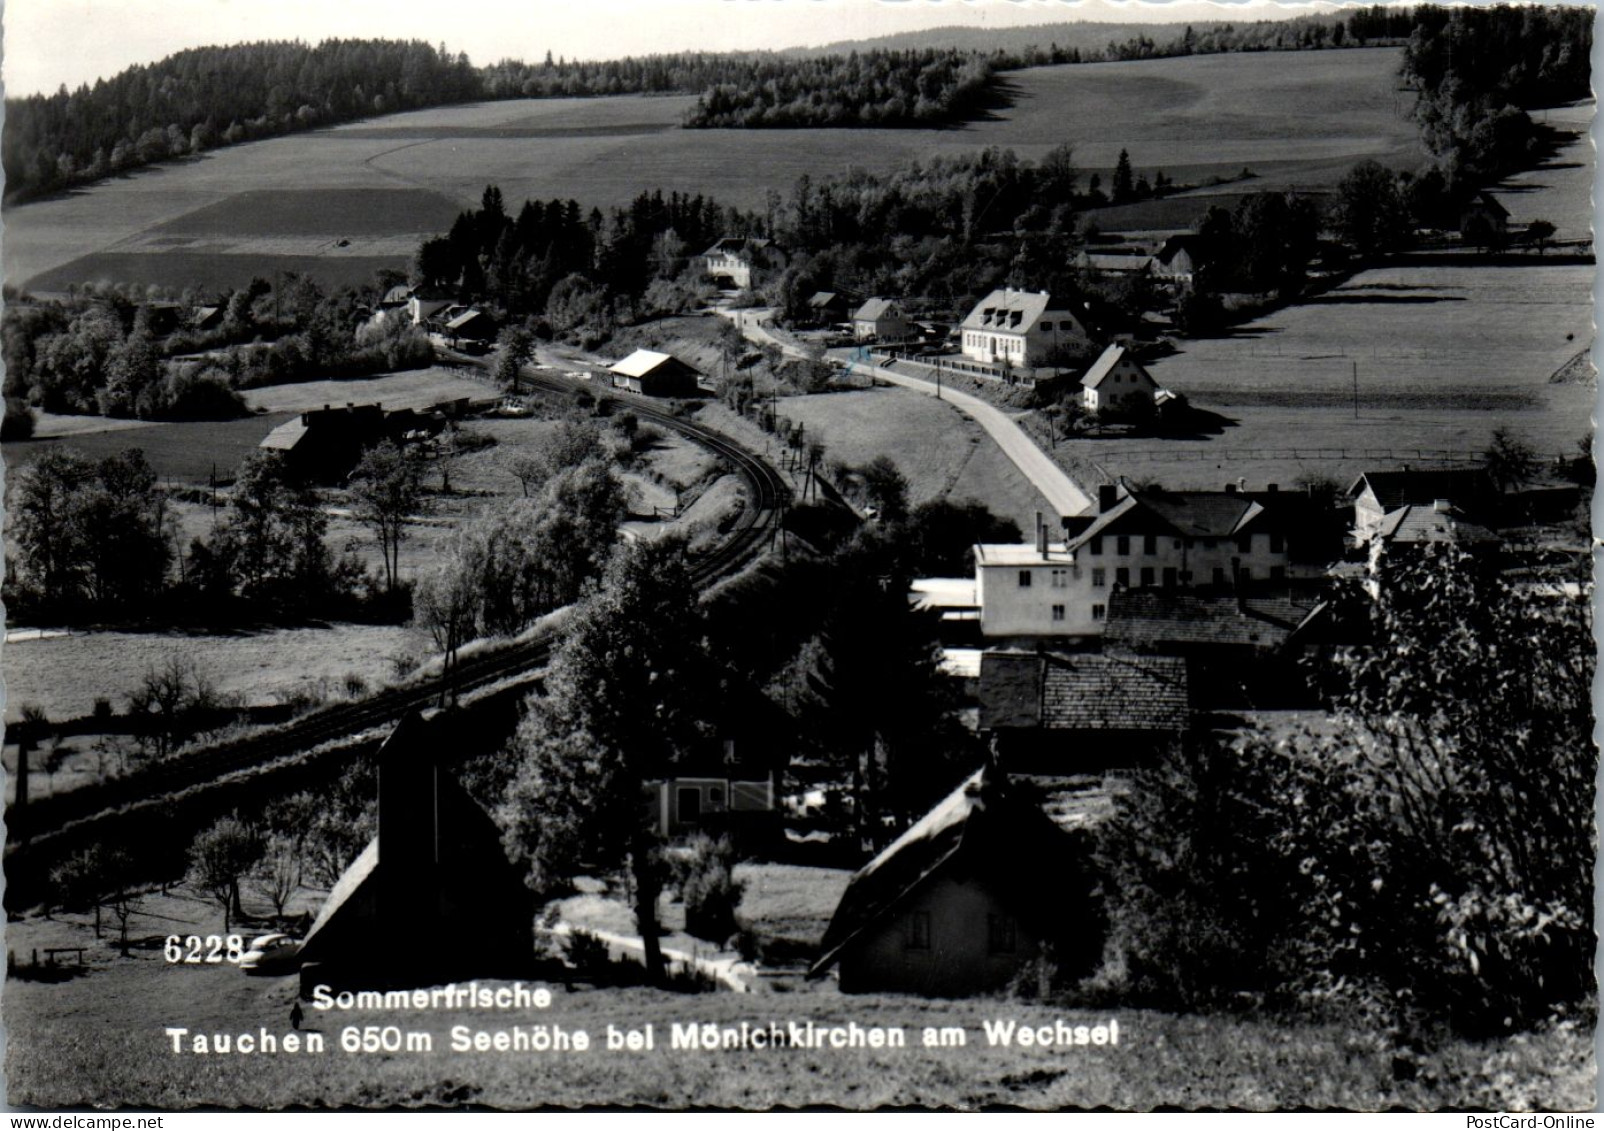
[[296, 712, 534, 995], [809, 768, 1100, 996], [609, 349, 703, 396]]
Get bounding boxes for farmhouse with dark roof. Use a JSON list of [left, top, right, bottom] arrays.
[[809, 768, 1100, 995]]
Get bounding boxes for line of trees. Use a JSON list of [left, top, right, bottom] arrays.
[[5, 443, 425, 629], [684, 49, 993, 129]]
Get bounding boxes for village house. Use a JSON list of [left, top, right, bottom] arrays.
[[1077, 250, 1155, 277], [648, 740, 782, 840], [852, 297, 911, 342], [1151, 234, 1201, 287], [974, 484, 1314, 641], [959, 289, 1096, 369], [609, 349, 703, 396], [809, 767, 1100, 996], [695, 237, 782, 289], [807, 291, 849, 325], [296, 712, 534, 994], [1459, 191, 1510, 238], [406, 287, 454, 326], [977, 650, 1190, 774], [1079, 344, 1168, 415], [259, 402, 444, 483], [1347, 467, 1497, 547], [440, 306, 495, 350]]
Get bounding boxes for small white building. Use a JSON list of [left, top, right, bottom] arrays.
[[852, 297, 910, 342], [695, 237, 781, 289], [1080, 344, 1164, 414], [959, 290, 1093, 369]]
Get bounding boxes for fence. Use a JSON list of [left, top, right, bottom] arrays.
[[1086, 447, 1574, 465]]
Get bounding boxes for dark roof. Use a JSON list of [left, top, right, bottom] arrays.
[[810, 768, 1079, 977], [1349, 468, 1495, 510], [977, 651, 1190, 733], [1466, 191, 1510, 218], [701, 236, 772, 257], [1103, 589, 1324, 651], [1071, 488, 1267, 548]]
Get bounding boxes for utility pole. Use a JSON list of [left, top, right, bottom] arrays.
[[1352, 361, 1359, 420], [935, 357, 942, 400]]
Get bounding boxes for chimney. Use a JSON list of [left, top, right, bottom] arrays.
[[1098, 484, 1118, 513], [1225, 483, 1237, 495], [1035, 512, 1048, 556], [1267, 483, 1279, 493]]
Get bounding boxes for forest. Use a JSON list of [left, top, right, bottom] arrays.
[[2, 40, 479, 202]]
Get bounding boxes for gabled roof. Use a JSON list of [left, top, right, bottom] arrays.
[[1082, 253, 1153, 273], [260, 417, 309, 451], [700, 236, 771, 258], [854, 297, 900, 322], [1079, 343, 1154, 390], [610, 348, 693, 378], [977, 651, 1190, 733], [1104, 589, 1324, 651], [1154, 235, 1200, 266], [1348, 468, 1495, 510], [1375, 503, 1499, 546], [381, 285, 413, 306], [445, 308, 490, 331], [810, 768, 1077, 977], [961, 289, 1081, 335], [1069, 488, 1266, 548], [808, 291, 841, 308], [1466, 191, 1510, 218]]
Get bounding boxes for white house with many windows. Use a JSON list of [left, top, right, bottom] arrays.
[[959, 290, 1094, 368], [973, 484, 1304, 640]]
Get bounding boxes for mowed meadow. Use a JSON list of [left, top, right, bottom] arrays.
[[5, 48, 1421, 294]]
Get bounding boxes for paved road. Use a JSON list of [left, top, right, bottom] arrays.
[[721, 308, 1095, 518]]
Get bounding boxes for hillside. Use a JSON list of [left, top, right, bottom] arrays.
[[7, 48, 1417, 297], [789, 17, 1343, 59]]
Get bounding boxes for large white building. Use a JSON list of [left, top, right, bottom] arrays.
[[959, 290, 1094, 369], [973, 484, 1308, 641]]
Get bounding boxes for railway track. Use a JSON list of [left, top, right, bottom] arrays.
[[9, 370, 787, 847]]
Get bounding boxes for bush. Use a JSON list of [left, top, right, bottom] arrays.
[[1098, 546, 1595, 1035], [675, 833, 746, 944]]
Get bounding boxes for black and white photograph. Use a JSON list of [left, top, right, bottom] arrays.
[[0, 0, 1596, 1113]]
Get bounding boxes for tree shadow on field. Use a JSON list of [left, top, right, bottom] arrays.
[[1302, 293, 1466, 306]]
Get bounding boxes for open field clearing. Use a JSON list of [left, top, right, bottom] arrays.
[[1, 623, 416, 725], [6, 49, 1417, 293], [2, 413, 294, 485], [4, 943, 1589, 1110], [1054, 260, 1596, 492], [241, 367, 495, 415], [1497, 101, 1595, 241], [773, 386, 1051, 533]]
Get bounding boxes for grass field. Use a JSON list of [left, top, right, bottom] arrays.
[[5, 49, 1419, 294], [1046, 259, 1595, 493], [1, 624, 416, 725], [4, 948, 1589, 1110], [770, 386, 1052, 534], [241, 368, 495, 415], [2, 413, 294, 485]]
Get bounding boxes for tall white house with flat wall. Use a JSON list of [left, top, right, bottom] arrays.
[[974, 484, 1305, 641], [959, 290, 1093, 368]]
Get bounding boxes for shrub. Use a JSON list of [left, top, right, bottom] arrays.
[[675, 833, 746, 944]]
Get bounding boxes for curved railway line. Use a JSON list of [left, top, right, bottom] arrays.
[[7, 365, 788, 855]]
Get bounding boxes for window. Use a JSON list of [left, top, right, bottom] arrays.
[[1051, 604, 1065, 622], [1238, 566, 1253, 581], [677, 787, 702, 824], [1203, 538, 1217, 550], [1040, 321, 1053, 331], [1270, 532, 1285, 554], [1236, 534, 1253, 554], [988, 914, 1017, 955], [1212, 567, 1226, 586], [1174, 539, 1183, 551], [907, 911, 931, 951], [1270, 565, 1286, 581], [1115, 567, 1130, 588], [1140, 567, 1155, 587], [1162, 567, 1178, 587], [1018, 570, 1032, 588], [708, 788, 724, 807], [1143, 534, 1157, 555], [1051, 568, 1069, 588], [1092, 568, 1106, 588], [1092, 603, 1106, 621], [1116, 535, 1131, 555], [1089, 536, 1103, 555]]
